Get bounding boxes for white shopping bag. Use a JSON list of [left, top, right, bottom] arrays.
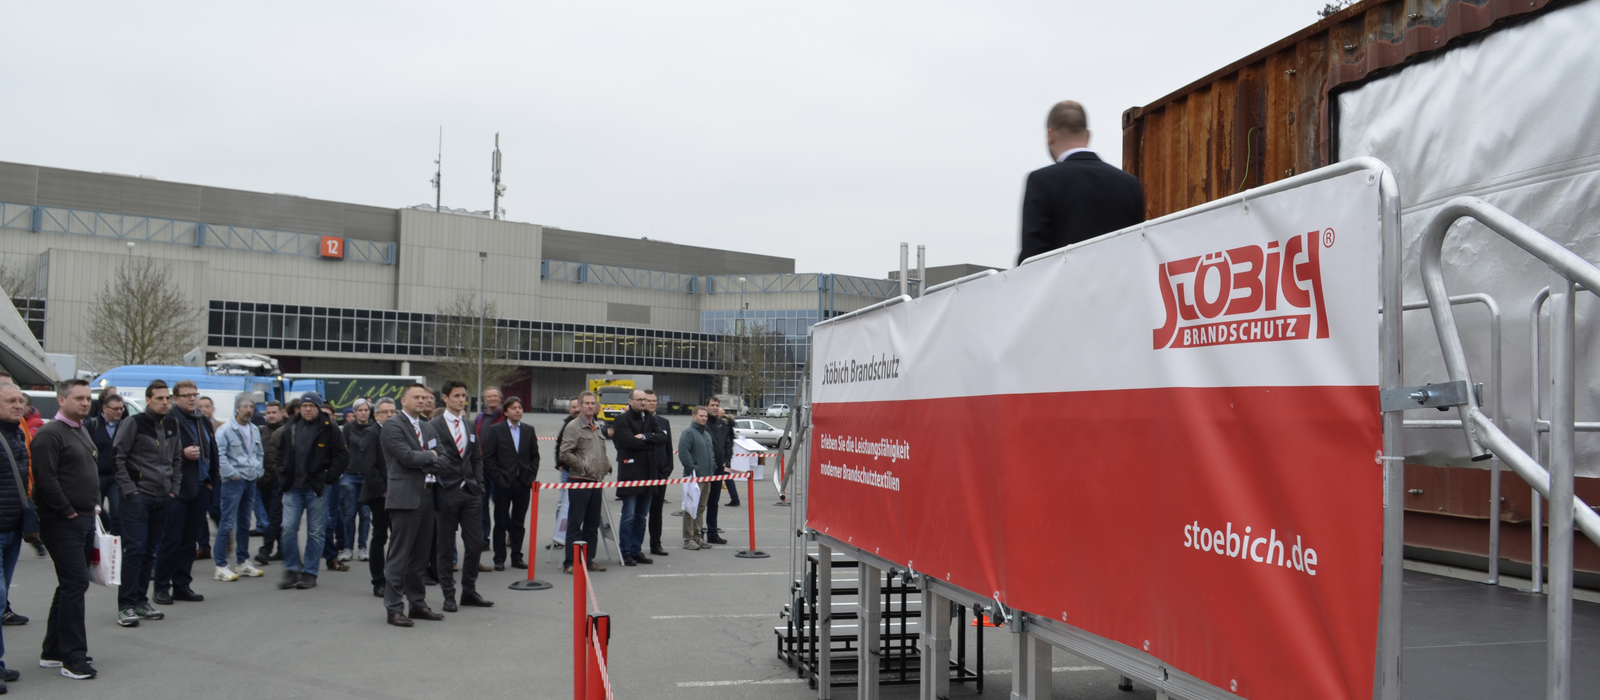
[[552, 490, 569, 545], [681, 480, 701, 514], [91, 516, 121, 587]]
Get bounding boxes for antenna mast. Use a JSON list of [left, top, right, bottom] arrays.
[[491, 132, 505, 220], [431, 126, 442, 212]]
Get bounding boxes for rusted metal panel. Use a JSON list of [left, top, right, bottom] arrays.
[[1122, 0, 1561, 219]]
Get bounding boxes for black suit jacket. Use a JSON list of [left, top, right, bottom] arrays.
[[1018, 151, 1145, 265], [482, 420, 538, 491], [429, 412, 484, 497], [380, 413, 443, 511]]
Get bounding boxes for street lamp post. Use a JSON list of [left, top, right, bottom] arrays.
[[478, 251, 487, 401]]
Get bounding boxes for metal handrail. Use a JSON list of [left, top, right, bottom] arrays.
[[1398, 293, 1503, 583], [1418, 197, 1599, 700]]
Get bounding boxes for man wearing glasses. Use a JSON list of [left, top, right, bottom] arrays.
[[152, 380, 219, 606]]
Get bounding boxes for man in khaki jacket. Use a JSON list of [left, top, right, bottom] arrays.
[[557, 392, 611, 573]]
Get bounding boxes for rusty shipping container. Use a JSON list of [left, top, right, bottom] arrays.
[[1120, 0, 1600, 582]]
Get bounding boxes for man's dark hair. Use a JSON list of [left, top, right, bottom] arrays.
[[1047, 100, 1088, 135], [502, 396, 523, 410], [403, 382, 430, 398], [102, 393, 124, 407], [265, 400, 282, 409], [145, 379, 169, 399], [706, 396, 720, 405], [442, 380, 468, 397], [56, 378, 89, 396], [643, 389, 656, 396]]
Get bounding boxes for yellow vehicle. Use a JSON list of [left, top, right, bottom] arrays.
[[586, 374, 653, 423]]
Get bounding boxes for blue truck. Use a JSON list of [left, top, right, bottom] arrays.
[[93, 364, 421, 415]]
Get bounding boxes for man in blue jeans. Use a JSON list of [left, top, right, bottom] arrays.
[[340, 399, 377, 561], [0, 383, 33, 689], [213, 395, 265, 581], [112, 380, 182, 628], [611, 390, 666, 566], [265, 392, 346, 590]]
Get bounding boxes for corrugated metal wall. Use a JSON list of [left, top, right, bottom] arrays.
[[1121, 0, 1560, 220]]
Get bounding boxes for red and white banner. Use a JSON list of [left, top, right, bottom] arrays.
[[809, 171, 1383, 700]]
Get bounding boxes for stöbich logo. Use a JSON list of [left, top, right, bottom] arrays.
[[1152, 230, 1333, 350]]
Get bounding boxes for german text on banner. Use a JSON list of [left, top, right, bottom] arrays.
[[810, 170, 1383, 700]]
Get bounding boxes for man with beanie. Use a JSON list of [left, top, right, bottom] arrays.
[[29, 380, 101, 679], [266, 392, 347, 590], [152, 379, 218, 605]]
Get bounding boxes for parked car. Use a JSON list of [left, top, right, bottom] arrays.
[[734, 418, 791, 449], [766, 403, 791, 418]]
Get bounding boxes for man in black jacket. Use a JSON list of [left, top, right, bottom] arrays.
[[644, 390, 673, 557], [253, 401, 286, 565], [0, 383, 33, 683], [86, 391, 125, 536], [703, 398, 735, 545], [152, 379, 219, 605], [29, 379, 100, 679], [112, 381, 182, 628], [359, 398, 395, 596], [267, 392, 347, 590], [482, 396, 537, 570], [1016, 100, 1145, 265], [612, 389, 666, 566]]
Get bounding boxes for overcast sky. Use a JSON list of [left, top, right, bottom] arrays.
[[3, 1, 1327, 278]]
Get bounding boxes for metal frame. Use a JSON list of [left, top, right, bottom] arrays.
[[801, 158, 1408, 700], [1416, 197, 1600, 700], [1398, 293, 1504, 583]]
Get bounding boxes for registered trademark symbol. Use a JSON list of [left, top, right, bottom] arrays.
[[1323, 228, 1336, 248]]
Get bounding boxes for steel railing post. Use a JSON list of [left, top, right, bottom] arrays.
[[1376, 169, 1405, 700], [1529, 288, 1549, 594], [817, 542, 832, 700], [1547, 276, 1575, 700], [859, 562, 881, 700]]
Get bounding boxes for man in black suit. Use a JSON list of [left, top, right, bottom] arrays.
[[1017, 100, 1145, 265], [644, 390, 673, 557], [379, 384, 445, 627], [429, 381, 493, 612], [483, 396, 538, 571]]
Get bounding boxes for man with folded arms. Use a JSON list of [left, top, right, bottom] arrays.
[[613, 389, 666, 566], [381, 384, 446, 627], [429, 381, 493, 612], [29, 380, 100, 679], [213, 395, 266, 581], [152, 379, 218, 605]]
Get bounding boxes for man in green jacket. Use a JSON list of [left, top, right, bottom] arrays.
[[677, 407, 715, 550]]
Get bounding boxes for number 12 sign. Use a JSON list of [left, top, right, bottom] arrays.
[[320, 236, 345, 260]]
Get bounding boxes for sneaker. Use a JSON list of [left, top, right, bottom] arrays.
[[683, 540, 701, 551], [215, 565, 240, 582], [296, 573, 317, 589], [1, 609, 27, 626], [133, 603, 165, 620], [39, 654, 90, 668], [237, 560, 265, 577], [697, 540, 714, 549], [62, 660, 97, 679], [116, 608, 141, 627], [338, 548, 353, 562], [357, 547, 369, 561]]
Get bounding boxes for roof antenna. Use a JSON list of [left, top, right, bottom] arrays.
[[491, 132, 505, 220], [431, 126, 443, 212]]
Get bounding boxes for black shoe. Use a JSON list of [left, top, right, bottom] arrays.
[[707, 535, 729, 545], [422, 574, 439, 586], [493, 562, 505, 571], [171, 587, 204, 602], [727, 500, 740, 507], [511, 557, 527, 569], [153, 590, 174, 605], [278, 572, 300, 590], [460, 591, 494, 607], [253, 552, 271, 566], [269, 551, 283, 562], [2, 610, 27, 626], [650, 547, 670, 557], [633, 554, 654, 565], [29, 541, 44, 557], [442, 594, 458, 613], [296, 574, 317, 589], [249, 529, 265, 537], [2, 667, 18, 681], [373, 583, 385, 598], [622, 555, 637, 567], [61, 659, 97, 679]]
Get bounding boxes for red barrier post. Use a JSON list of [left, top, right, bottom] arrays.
[[573, 543, 588, 700], [586, 614, 611, 700], [736, 470, 769, 559], [512, 482, 553, 590]]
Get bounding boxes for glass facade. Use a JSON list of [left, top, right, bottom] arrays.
[[10, 297, 44, 342], [207, 300, 719, 371], [701, 309, 813, 408]]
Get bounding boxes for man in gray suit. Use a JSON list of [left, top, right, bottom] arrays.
[[429, 381, 493, 612], [380, 383, 446, 628]]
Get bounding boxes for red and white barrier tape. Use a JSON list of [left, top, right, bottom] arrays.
[[538, 474, 742, 490]]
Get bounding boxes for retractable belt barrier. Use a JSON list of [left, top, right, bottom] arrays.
[[512, 458, 780, 591]]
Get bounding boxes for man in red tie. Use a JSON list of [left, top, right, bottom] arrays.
[[428, 381, 492, 612]]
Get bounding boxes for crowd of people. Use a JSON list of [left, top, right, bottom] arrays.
[[0, 372, 750, 688]]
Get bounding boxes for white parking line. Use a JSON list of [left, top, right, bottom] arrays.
[[635, 571, 788, 578]]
